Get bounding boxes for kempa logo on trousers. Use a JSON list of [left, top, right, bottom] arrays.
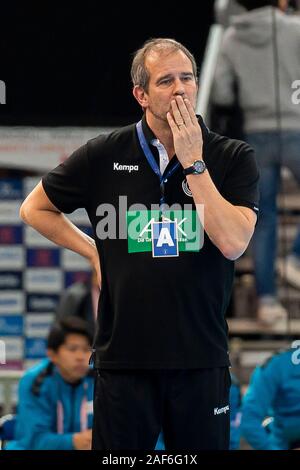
[[113, 163, 139, 173], [214, 405, 229, 416]]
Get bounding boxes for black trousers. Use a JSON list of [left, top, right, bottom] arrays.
[[92, 367, 231, 451]]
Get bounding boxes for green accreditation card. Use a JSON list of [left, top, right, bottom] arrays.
[[127, 210, 203, 254]]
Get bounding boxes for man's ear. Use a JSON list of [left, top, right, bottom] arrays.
[[133, 85, 148, 109]]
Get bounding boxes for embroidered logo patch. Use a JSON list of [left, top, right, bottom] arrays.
[[214, 405, 230, 416]]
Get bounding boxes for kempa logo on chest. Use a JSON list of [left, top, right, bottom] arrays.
[[113, 162, 139, 173]]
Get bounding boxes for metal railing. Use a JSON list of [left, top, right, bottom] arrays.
[[196, 0, 244, 122], [196, 24, 224, 121]]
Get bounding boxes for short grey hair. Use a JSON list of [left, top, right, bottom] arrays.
[[131, 38, 198, 91]]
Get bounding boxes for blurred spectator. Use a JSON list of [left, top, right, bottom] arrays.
[[56, 267, 100, 330], [6, 317, 94, 450], [229, 373, 242, 450], [213, 0, 300, 326], [241, 349, 300, 449]]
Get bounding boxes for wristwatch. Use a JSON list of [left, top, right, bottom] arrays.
[[182, 160, 206, 176]]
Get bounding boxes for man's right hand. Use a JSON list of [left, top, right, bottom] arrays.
[[73, 429, 92, 450]]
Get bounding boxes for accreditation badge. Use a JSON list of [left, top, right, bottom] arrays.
[[127, 210, 202, 254], [151, 220, 179, 258]]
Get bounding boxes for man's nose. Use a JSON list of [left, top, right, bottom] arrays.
[[173, 78, 185, 96]]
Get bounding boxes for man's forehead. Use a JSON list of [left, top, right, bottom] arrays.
[[146, 49, 193, 75], [147, 48, 189, 63]]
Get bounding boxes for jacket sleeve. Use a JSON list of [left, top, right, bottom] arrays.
[[240, 357, 282, 450], [14, 374, 74, 450]]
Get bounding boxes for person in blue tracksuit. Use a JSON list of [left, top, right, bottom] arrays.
[[241, 348, 300, 450], [229, 374, 242, 450], [6, 317, 94, 450]]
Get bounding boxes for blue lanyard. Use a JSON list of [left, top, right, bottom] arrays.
[[136, 120, 180, 212]]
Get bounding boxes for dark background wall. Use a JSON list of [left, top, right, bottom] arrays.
[[0, 3, 215, 126]]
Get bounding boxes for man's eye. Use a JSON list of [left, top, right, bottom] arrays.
[[159, 79, 172, 86]]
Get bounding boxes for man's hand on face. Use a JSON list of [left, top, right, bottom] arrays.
[[73, 429, 92, 450], [167, 96, 203, 168]]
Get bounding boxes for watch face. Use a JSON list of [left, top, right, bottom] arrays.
[[194, 160, 205, 173]]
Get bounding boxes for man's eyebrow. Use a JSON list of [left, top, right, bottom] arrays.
[[156, 72, 194, 84], [180, 72, 195, 80], [156, 73, 173, 84]]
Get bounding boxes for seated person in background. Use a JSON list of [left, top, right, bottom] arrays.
[[7, 317, 94, 450], [241, 348, 300, 450], [229, 373, 242, 450]]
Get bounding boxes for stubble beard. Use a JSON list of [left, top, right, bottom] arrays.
[[147, 104, 170, 127]]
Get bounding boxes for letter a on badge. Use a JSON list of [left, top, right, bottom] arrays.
[[151, 221, 179, 258], [157, 228, 174, 247]]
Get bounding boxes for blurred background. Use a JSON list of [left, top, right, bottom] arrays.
[[0, 3, 213, 126]]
